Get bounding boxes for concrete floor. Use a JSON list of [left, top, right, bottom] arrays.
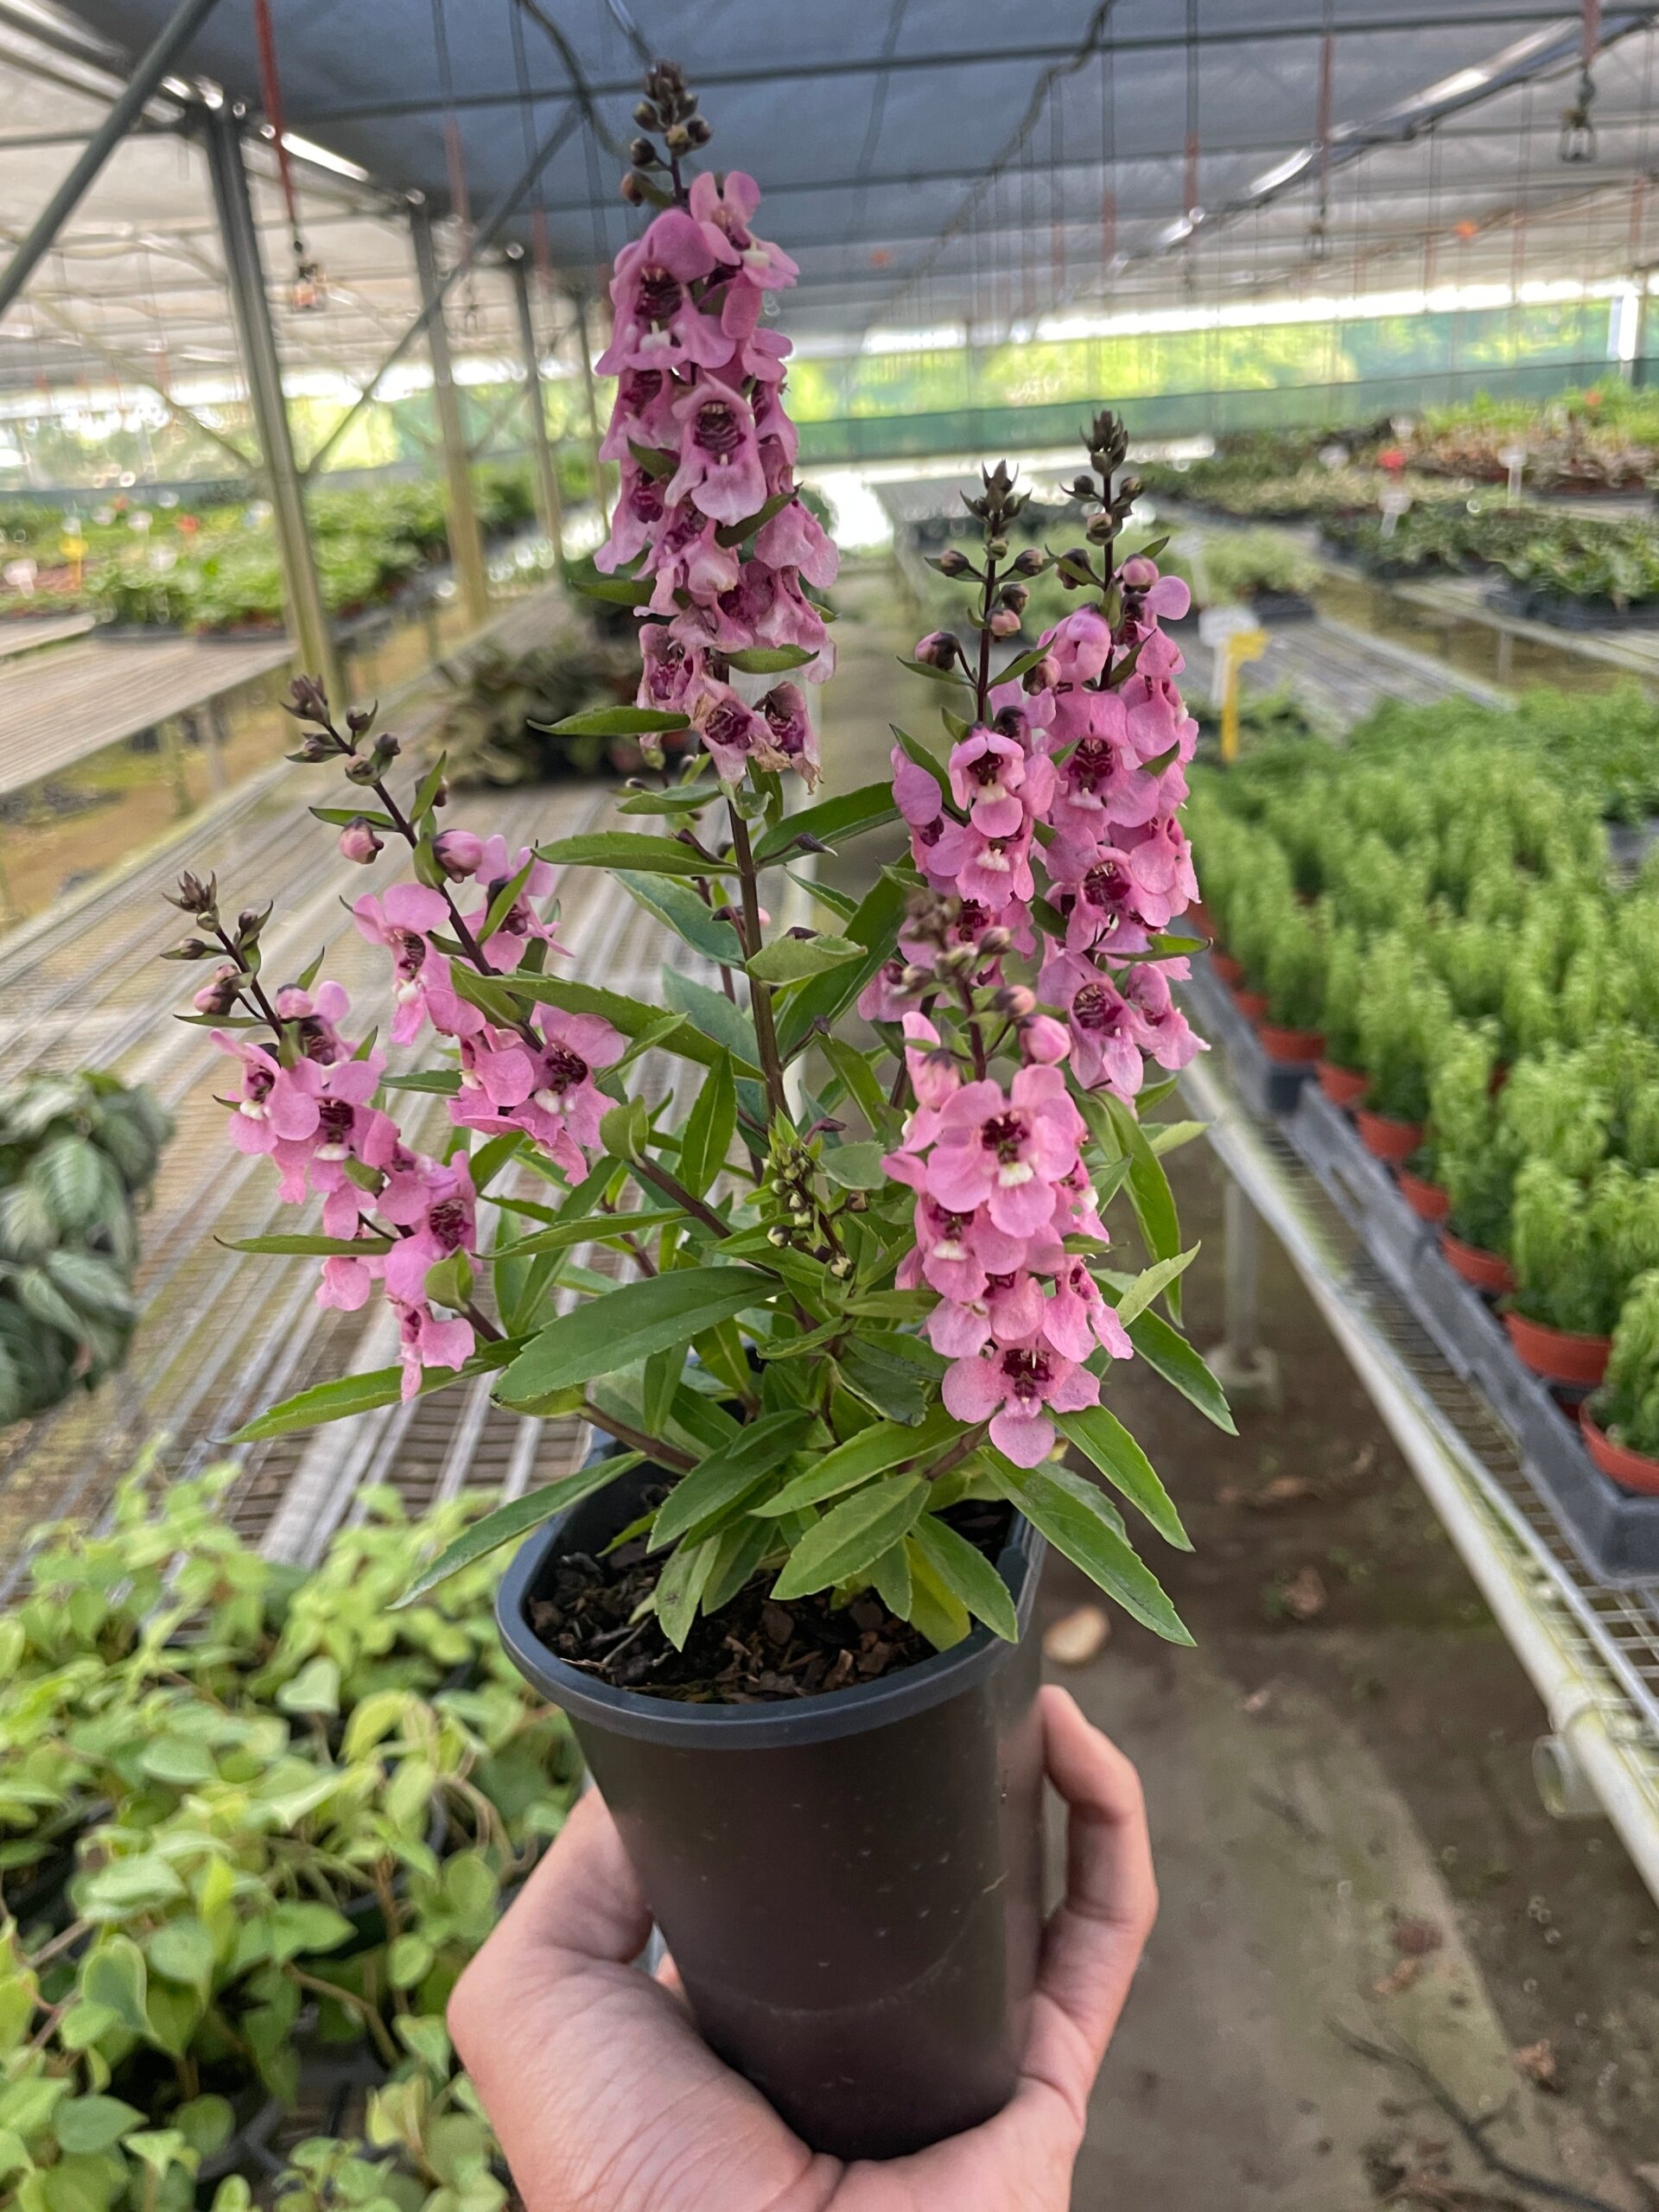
[[816, 562, 1659, 2211]]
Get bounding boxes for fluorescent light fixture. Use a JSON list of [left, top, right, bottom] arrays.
[[280, 131, 372, 183], [1249, 148, 1312, 196]]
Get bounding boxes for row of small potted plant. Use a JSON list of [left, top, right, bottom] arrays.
[[1190, 700, 1659, 1491], [0, 1463, 576, 2211]]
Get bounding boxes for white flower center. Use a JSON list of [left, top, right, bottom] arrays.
[[998, 1160, 1033, 1187]]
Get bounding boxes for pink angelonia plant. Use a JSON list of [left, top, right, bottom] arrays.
[[166, 65, 1224, 1674]]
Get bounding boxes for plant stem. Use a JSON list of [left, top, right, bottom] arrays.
[[289, 1967, 402, 2069], [974, 551, 1000, 724], [629, 1152, 731, 1243], [582, 1402, 695, 1472], [725, 800, 788, 1123]]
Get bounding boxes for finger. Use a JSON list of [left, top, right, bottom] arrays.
[[495, 1789, 654, 1967], [1020, 1685, 1158, 2117]]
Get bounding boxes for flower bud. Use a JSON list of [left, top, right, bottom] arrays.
[[346, 704, 375, 734], [995, 984, 1037, 1017], [433, 828, 485, 880], [664, 122, 691, 153], [938, 942, 978, 976], [193, 965, 242, 1015], [933, 547, 972, 579], [287, 674, 328, 721], [292, 732, 334, 764], [344, 754, 379, 785], [978, 926, 1013, 957], [685, 115, 713, 147], [986, 537, 1008, 560], [633, 99, 659, 127], [168, 869, 216, 915], [431, 777, 449, 808], [1000, 583, 1029, 615], [987, 607, 1021, 639], [1085, 512, 1116, 543], [912, 628, 960, 668], [620, 171, 645, 206], [1023, 652, 1060, 694], [1020, 1013, 1071, 1064], [175, 937, 213, 961], [1120, 555, 1157, 588], [1010, 546, 1046, 577], [899, 963, 934, 993], [338, 817, 383, 864], [630, 136, 658, 167], [1070, 474, 1096, 499], [236, 909, 264, 940]]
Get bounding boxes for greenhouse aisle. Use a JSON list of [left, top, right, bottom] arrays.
[[818, 571, 1659, 2209]]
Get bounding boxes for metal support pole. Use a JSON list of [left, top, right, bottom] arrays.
[[510, 257, 564, 562], [0, 0, 221, 324], [574, 292, 611, 531], [1207, 1176, 1281, 1411], [203, 111, 343, 708], [410, 204, 490, 629]]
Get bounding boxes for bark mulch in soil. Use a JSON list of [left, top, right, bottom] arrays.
[[530, 1492, 1012, 1704]]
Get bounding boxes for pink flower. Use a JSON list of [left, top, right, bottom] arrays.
[[1121, 962, 1205, 1071], [338, 817, 382, 865], [754, 498, 839, 589], [893, 1194, 1033, 1303], [690, 170, 799, 289], [595, 461, 670, 574], [382, 1156, 476, 1305], [954, 824, 1034, 912], [598, 209, 730, 375], [269, 1052, 391, 1203], [392, 1299, 475, 1401], [598, 366, 678, 462], [275, 980, 353, 1064], [318, 1252, 378, 1312], [463, 836, 561, 971], [1040, 950, 1145, 1097], [1120, 817, 1198, 924], [353, 882, 470, 1045], [857, 957, 912, 1024], [691, 682, 779, 784], [923, 1066, 1084, 1237], [1020, 1013, 1071, 1065], [433, 829, 485, 881], [892, 743, 944, 828], [1049, 843, 1154, 954], [1043, 1256, 1133, 1364], [948, 728, 1032, 837], [645, 508, 742, 612], [1043, 605, 1113, 683], [756, 683, 819, 788], [902, 1012, 960, 1110], [214, 1037, 324, 1157], [638, 624, 709, 714], [665, 378, 768, 528], [942, 1335, 1099, 1466], [925, 1269, 1047, 1358]]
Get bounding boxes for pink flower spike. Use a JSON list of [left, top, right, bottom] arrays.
[[755, 497, 839, 589], [690, 170, 800, 289], [948, 727, 1029, 837], [598, 210, 730, 377]]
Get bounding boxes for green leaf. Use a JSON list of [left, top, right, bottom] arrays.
[[679, 1056, 737, 1198], [898, 655, 972, 689], [276, 1656, 340, 1715], [616, 871, 742, 965], [1055, 1405, 1190, 1549], [493, 1206, 681, 1260], [870, 1540, 912, 1618], [1147, 1119, 1207, 1156], [753, 780, 899, 866], [1114, 1244, 1198, 1328], [771, 1476, 930, 1599], [715, 489, 793, 546], [54, 2096, 143, 2156], [841, 1335, 931, 1421], [82, 1939, 149, 2035], [540, 708, 690, 740], [661, 968, 763, 1072], [723, 645, 815, 675], [747, 932, 862, 984], [617, 779, 721, 815], [990, 1459, 1192, 1644], [890, 724, 950, 799], [535, 833, 726, 877], [137, 1735, 215, 1786], [222, 1334, 524, 1445], [227, 1233, 392, 1257], [1124, 1309, 1236, 1433], [820, 1141, 887, 1190], [652, 1534, 719, 1650], [148, 1920, 215, 1991], [902, 1536, 972, 1649], [778, 869, 912, 1059], [502, 1268, 771, 1400], [626, 439, 676, 479], [379, 1071, 462, 1094], [910, 1513, 1018, 1640], [1096, 1091, 1185, 1320], [650, 1410, 817, 1550], [752, 1407, 960, 1513]]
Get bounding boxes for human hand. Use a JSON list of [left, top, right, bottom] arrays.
[[450, 1682, 1156, 2212]]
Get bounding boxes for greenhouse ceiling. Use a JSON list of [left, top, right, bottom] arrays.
[[3, 1, 1659, 404]]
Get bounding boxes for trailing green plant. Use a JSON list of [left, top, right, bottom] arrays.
[[0, 1071, 171, 1426], [1597, 1271, 1659, 1460], [0, 1466, 577, 2212]]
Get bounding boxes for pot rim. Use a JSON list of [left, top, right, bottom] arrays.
[[497, 1490, 1046, 1751], [1580, 1400, 1659, 1495]]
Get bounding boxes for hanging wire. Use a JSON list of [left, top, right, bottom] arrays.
[[1183, 0, 1200, 229], [1510, 81, 1535, 361], [251, 0, 324, 310], [1560, 0, 1600, 162], [429, 0, 481, 332], [1099, 35, 1116, 277], [508, 0, 556, 290], [1307, 0, 1335, 261]]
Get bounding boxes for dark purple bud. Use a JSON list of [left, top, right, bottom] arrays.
[[620, 171, 645, 204], [987, 607, 1020, 639], [344, 754, 378, 785], [346, 703, 375, 734], [173, 938, 213, 961], [1010, 547, 1046, 578], [912, 629, 960, 669], [934, 548, 972, 579], [168, 870, 216, 915], [1000, 582, 1029, 615], [193, 966, 242, 1015], [287, 674, 328, 721]]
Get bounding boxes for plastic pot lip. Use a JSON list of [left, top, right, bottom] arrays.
[[1255, 1020, 1325, 1065], [1355, 1109, 1424, 1160], [1316, 1059, 1369, 1104], [1439, 1227, 1516, 1291], [1397, 1167, 1451, 1222], [1580, 1400, 1659, 1496], [1503, 1308, 1611, 1384], [496, 1497, 1047, 1752]]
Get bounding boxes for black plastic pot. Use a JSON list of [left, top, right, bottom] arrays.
[[496, 1455, 1048, 2162]]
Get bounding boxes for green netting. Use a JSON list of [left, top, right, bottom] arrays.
[[795, 357, 1644, 465]]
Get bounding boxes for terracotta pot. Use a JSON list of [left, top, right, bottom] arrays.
[[1440, 1230, 1515, 1296], [1255, 1020, 1325, 1065], [1503, 1311, 1611, 1389], [1397, 1168, 1451, 1224], [1230, 987, 1269, 1021], [1355, 1109, 1423, 1165], [1317, 1060, 1369, 1110], [1211, 951, 1244, 988], [1580, 1403, 1659, 1497]]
